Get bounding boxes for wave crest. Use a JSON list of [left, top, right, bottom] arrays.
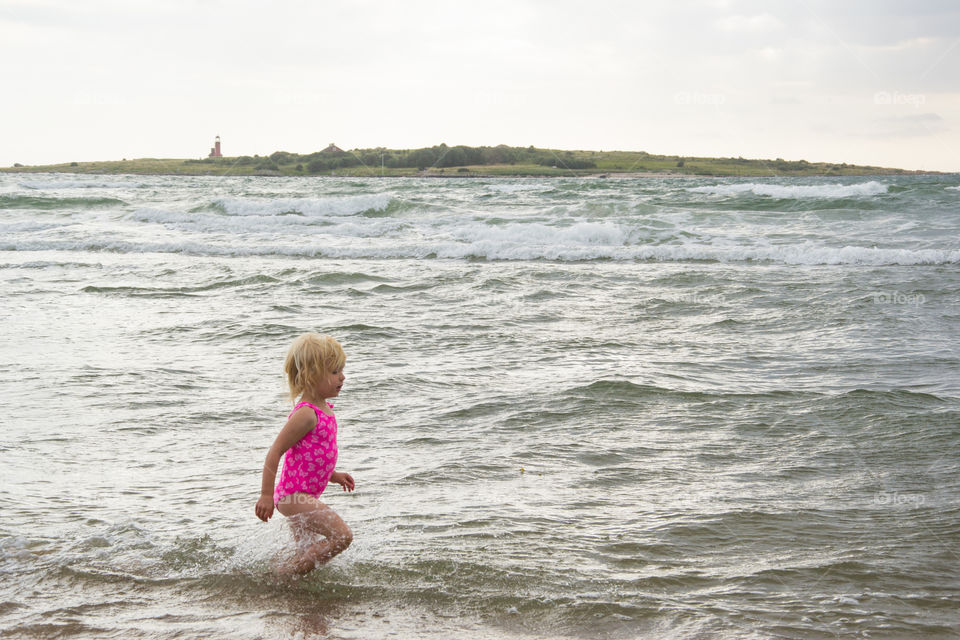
[[18, 179, 142, 190], [688, 181, 889, 199], [4, 236, 957, 265], [211, 194, 393, 217]]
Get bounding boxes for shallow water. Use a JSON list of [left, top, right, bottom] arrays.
[[1, 173, 958, 638]]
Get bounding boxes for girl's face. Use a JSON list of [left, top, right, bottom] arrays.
[[316, 367, 345, 399]]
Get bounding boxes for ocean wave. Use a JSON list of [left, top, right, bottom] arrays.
[[485, 183, 548, 194], [129, 206, 408, 237], [450, 220, 630, 246], [5, 237, 958, 265], [620, 242, 960, 266], [18, 179, 142, 190], [211, 194, 393, 217], [0, 194, 126, 209], [688, 181, 889, 199], [0, 221, 66, 233], [947, 186, 960, 191]]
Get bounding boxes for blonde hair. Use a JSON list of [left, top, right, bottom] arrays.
[[284, 333, 346, 402]]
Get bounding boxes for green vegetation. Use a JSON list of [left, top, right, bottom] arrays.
[[2, 144, 931, 177]]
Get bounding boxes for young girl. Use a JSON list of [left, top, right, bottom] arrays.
[[255, 333, 355, 575]]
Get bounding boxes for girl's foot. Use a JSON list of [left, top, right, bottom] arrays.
[[270, 552, 304, 579]]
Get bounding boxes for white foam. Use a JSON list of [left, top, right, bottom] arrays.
[[0, 535, 35, 563], [435, 240, 959, 265], [213, 194, 392, 217], [6, 236, 958, 265], [0, 221, 65, 233], [624, 242, 959, 266], [486, 183, 548, 194], [5, 181, 958, 266], [128, 207, 407, 237], [688, 181, 889, 198], [946, 186, 960, 191], [451, 221, 629, 247]]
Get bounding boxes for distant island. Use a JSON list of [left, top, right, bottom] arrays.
[[2, 143, 936, 178]]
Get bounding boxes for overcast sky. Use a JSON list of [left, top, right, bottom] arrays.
[[2, 0, 958, 171]]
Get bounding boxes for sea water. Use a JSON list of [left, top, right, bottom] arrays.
[[0, 173, 958, 639]]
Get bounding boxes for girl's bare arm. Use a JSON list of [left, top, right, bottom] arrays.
[[255, 408, 316, 520]]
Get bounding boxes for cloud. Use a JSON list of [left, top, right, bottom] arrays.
[[797, 0, 960, 45], [0, 0, 958, 170], [848, 113, 949, 138], [877, 112, 949, 136], [715, 13, 783, 32]]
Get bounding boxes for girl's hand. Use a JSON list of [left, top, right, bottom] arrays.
[[331, 471, 355, 492], [255, 493, 274, 522]]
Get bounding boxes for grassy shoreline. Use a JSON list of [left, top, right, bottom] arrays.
[[1, 146, 939, 178]]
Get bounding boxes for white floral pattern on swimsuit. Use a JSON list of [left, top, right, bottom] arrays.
[[273, 401, 338, 504]]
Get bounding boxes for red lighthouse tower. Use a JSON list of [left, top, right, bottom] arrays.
[[208, 136, 222, 158]]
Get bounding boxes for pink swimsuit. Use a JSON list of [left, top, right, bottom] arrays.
[[273, 401, 338, 505]]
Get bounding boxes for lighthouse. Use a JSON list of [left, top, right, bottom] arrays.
[[209, 136, 222, 158]]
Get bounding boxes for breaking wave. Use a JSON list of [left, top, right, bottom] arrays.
[[688, 181, 889, 199], [0, 194, 126, 209], [210, 194, 393, 217], [4, 236, 957, 265], [18, 179, 143, 190]]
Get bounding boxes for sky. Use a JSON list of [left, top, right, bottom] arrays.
[[1, 0, 959, 171]]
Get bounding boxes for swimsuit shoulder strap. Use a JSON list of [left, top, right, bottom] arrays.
[[289, 401, 324, 423]]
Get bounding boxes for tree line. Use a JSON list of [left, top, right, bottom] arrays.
[[193, 144, 597, 173]]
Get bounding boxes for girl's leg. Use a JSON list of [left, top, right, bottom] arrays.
[[276, 493, 353, 574]]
